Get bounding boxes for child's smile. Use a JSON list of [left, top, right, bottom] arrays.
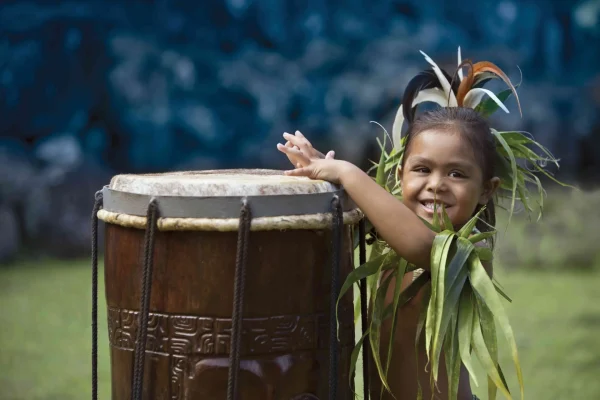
[[400, 129, 493, 229]]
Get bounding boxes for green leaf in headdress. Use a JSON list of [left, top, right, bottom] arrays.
[[474, 85, 519, 117]]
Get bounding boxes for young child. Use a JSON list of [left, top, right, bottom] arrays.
[[275, 50, 521, 399], [278, 107, 495, 399]]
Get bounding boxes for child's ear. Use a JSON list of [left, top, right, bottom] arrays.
[[479, 177, 500, 205]]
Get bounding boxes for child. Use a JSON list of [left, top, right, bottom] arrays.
[[276, 50, 532, 399]]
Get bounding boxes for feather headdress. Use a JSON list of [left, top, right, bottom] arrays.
[[384, 47, 571, 222], [392, 47, 521, 150]]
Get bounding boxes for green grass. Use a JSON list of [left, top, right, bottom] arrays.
[[493, 187, 600, 271], [470, 267, 600, 399], [1, 258, 600, 399], [0, 259, 111, 400]]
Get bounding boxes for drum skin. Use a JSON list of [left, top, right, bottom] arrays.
[[103, 221, 356, 399]]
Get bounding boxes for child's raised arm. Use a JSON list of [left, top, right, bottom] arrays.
[[337, 161, 435, 270], [277, 133, 435, 270]]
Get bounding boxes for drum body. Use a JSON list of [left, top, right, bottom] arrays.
[[98, 170, 362, 400]]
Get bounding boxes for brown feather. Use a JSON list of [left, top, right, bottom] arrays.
[[472, 71, 497, 88], [455, 59, 474, 106], [472, 61, 522, 116]]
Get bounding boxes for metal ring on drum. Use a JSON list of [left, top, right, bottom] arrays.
[[92, 169, 366, 400]]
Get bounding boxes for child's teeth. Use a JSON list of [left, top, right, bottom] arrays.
[[424, 202, 446, 210]]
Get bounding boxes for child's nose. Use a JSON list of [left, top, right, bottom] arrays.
[[426, 173, 448, 192]]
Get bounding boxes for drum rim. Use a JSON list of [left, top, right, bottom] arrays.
[[101, 184, 357, 219], [96, 207, 363, 231]]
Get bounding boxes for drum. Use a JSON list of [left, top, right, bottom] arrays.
[[93, 169, 364, 400]]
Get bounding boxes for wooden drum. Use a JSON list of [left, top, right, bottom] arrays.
[[95, 169, 363, 400]]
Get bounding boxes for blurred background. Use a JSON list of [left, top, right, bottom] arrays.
[[1, 0, 599, 399]]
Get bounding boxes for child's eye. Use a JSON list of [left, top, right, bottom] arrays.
[[413, 167, 429, 173], [449, 171, 465, 178]]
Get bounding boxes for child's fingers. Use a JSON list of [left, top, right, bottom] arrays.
[[284, 166, 311, 177], [325, 150, 335, 159], [284, 132, 313, 156], [277, 143, 310, 165], [285, 141, 298, 150]]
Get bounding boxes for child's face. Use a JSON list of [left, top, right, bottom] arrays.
[[400, 129, 498, 229]]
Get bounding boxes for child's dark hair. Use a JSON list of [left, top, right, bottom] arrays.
[[401, 107, 497, 247]]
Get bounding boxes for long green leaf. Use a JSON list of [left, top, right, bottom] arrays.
[[336, 251, 399, 338], [384, 258, 409, 383], [475, 86, 519, 117], [494, 282, 513, 303], [442, 204, 454, 232], [419, 216, 440, 233], [502, 131, 558, 165], [425, 231, 455, 360], [472, 309, 512, 399], [431, 196, 441, 232], [431, 237, 473, 382], [468, 231, 496, 245], [457, 286, 479, 387], [522, 170, 545, 221], [376, 134, 388, 186], [338, 252, 398, 306], [348, 329, 369, 389], [475, 247, 494, 262], [491, 128, 518, 223], [415, 285, 432, 400], [476, 293, 500, 400], [469, 255, 524, 399], [369, 271, 396, 395], [458, 206, 486, 238], [444, 313, 461, 400], [497, 130, 535, 146], [529, 156, 578, 190]]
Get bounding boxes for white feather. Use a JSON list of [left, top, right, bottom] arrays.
[[392, 88, 449, 150], [457, 46, 463, 82], [392, 104, 404, 151], [419, 50, 458, 107], [463, 88, 510, 113], [412, 87, 449, 107]]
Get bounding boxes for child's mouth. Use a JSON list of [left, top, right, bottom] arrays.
[[420, 201, 451, 213]]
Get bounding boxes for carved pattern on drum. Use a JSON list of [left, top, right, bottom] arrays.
[[215, 319, 232, 354], [106, 308, 136, 348], [147, 313, 170, 353], [170, 355, 186, 400], [107, 306, 353, 356]]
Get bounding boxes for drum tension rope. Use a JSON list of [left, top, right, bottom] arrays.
[[358, 217, 370, 400], [131, 198, 160, 400], [91, 190, 103, 400], [227, 199, 251, 400]]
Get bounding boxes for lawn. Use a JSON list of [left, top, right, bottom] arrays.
[[2, 257, 600, 399], [0, 259, 111, 400]]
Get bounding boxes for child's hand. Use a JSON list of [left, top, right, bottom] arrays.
[[280, 131, 335, 169], [277, 132, 351, 184]]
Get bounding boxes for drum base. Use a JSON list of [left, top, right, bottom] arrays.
[[104, 223, 356, 399]]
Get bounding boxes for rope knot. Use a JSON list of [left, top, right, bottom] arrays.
[[331, 194, 341, 209], [94, 189, 104, 203]]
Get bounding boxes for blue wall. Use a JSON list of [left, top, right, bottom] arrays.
[[0, 0, 599, 261]]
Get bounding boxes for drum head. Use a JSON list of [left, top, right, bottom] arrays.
[[109, 169, 339, 197], [98, 169, 362, 228]]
